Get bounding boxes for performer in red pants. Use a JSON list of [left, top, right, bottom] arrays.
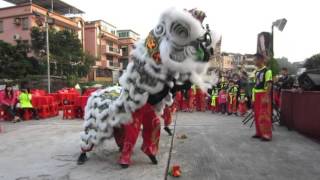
[[237, 88, 248, 116], [114, 81, 192, 168], [162, 105, 174, 136], [181, 88, 195, 112], [195, 87, 206, 112], [227, 81, 238, 115], [252, 53, 273, 141], [114, 103, 160, 168], [209, 86, 219, 113], [173, 91, 182, 112]]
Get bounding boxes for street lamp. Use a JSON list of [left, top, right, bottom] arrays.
[[45, 12, 51, 93], [271, 18, 287, 57]]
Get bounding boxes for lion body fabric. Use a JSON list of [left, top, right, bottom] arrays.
[[80, 8, 216, 151]]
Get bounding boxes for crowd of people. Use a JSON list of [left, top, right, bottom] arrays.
[[172, 75, 250, 117], [0, 84, 39, 122]]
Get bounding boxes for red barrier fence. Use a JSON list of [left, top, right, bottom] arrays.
[[280, 90, 320, 140]]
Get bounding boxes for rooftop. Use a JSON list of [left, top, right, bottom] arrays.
[[85, 20, 117, 29], [2, 0, 84, 14], [117, 29, 140, 36]]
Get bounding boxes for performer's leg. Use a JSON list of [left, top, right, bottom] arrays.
[[113, 126, 125, 151], [141, 104, 161, 164], [253, 93, 262, 138], [163, 106, 173, 136], [118, 112, 142, 167], [232, 98, 237, 114], [259, 93, 272, 141], [77, 143, 94, 165]]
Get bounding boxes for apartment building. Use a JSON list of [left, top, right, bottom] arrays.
[[0, 0, 85, 47], [117, 29, 140, 70], [84, 20, 123, 83]]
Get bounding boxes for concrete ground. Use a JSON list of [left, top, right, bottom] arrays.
[[0, 112, 320, 180]]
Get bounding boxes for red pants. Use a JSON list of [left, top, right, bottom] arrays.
[[254, 92, 272, 140], [162, 106, 173, 127], [238, 101, 247, 116], [227, 95, 237, 113], [196, 89, 206, 112], [181, 89, 194, 112], [174, 91, 182, 112], [114, 103, 161, 165]]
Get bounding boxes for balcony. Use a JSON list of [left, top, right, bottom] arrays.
[[107, 60, 123, 70], [101, 45, 122, 56]]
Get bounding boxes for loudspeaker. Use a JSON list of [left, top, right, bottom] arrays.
[[298, 71, 320, 91]]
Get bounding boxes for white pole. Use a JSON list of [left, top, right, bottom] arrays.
[[46, 14, 51, 93]]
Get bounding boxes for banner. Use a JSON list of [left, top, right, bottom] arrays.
[[257, 32, 273, 60]]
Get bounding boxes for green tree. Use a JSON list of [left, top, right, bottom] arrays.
[[267, 57, 280, 76], [0, 41, 33, 79], [276, 57, 298, 75], [30, 27, 95, 82], [304, 53, 320, 70]]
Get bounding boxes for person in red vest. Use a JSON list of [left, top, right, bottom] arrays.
[[237, 88, 248, 116], [252, 53, 273, 141]]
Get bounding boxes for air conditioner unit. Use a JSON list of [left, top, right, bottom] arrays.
[[14, 18, 21, 25], [13, 34, 21, 40]]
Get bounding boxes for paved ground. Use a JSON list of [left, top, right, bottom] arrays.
[[0, 112, 320, 180]]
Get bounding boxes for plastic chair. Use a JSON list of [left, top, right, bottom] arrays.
[[0, 108, 5, 121], [63, 105, 76, 119], [22, 109, 33, 121], [0, 108, 12, 121]]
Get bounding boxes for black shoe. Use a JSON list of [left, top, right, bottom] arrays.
[[77, 153, 88, 165], [148, 155, 158, 165], [120, 164, 129, 169], [164, 127, 173, 136], [251, 135, 260, 139]]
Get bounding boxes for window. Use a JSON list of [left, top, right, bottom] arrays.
[[22, 17, 28, 30], [108, 41, 114, 51], [122, 58, 129, 69], [121, 46, 128, 56], [107, 55, 113, 66], [0, 20, 3, 33], [118, 31, 129, 38]]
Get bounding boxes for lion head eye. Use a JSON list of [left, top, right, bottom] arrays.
[[170, 22, 189, 39]]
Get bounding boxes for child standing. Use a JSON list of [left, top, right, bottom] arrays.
[[218, 89, 227, 114], [238, 88, 248, 116], [210, 86, 219, 113]]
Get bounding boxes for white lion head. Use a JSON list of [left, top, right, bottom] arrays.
[[148, 8, 218, 90]]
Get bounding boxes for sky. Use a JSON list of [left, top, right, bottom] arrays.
[[1, 0, 319, 62]]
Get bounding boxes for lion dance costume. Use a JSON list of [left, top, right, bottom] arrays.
[[77, 8, 218, 168]]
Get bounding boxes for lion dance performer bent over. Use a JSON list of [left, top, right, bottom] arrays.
[[77, 8, 218, 168]]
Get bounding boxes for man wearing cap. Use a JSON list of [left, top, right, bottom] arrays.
[[252, 53, 273, 141]]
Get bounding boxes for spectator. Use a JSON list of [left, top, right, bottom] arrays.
[[0, 84, 20, 122], [18, 87, 39, 120], [277, 67, 294, 90], [218, 88, 227, 114]]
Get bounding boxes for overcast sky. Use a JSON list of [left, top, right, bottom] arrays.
[[1, 0, 319, 62]]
